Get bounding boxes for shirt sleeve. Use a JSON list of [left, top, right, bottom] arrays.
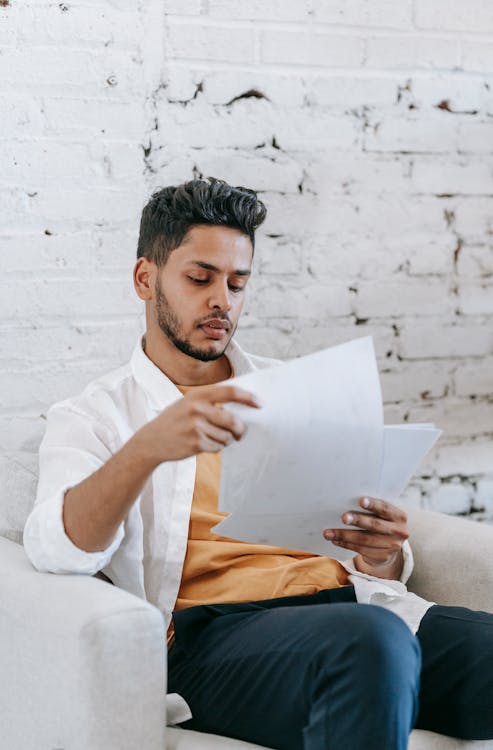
[[23, 403, 125, 575], [340, 538, 414, 584]]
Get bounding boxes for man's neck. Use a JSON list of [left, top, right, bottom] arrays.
[[143, 330, 232, 386]]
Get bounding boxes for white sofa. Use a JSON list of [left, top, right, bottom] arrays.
[[1, 471, 493, 750]]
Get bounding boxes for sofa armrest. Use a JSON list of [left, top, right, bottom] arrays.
[[406, 508, 493, 612], [0, 537, 167, 750]]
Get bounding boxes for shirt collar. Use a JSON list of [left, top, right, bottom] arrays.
[[130, 336, 256, 412]]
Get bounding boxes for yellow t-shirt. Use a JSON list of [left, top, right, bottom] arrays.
[[168, 380, 349, 646]]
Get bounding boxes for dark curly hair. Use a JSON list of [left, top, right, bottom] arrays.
[[137, 177, 267, 265]]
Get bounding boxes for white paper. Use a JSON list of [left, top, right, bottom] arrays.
[[377, 424, 441, 499], [212, 336, 441, 560]]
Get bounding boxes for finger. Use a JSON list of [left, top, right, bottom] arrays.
[[201, 424, 237, 450], [326, 537, 403, 564], [203, 384, 262, 409], [359, 497, 407, 523], [340, 512, 409, 540], [202, 403, 246, 440], [324, 528, 403, 551]]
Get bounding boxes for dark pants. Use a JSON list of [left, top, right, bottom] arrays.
[[168, 587, 493, 750]]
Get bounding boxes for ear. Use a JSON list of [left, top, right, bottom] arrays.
[[133, 257, 156, 301]]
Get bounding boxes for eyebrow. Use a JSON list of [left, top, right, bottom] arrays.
[[188, 261, 251, 277]]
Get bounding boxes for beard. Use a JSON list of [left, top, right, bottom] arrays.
[[155, 278, 233, 362]]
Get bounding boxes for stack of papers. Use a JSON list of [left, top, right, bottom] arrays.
[[212, 337, 441, 560]]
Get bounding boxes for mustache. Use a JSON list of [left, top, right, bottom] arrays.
[[197, 314, 232, 327]]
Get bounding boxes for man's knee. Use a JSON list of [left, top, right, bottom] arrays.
[[308, 604, 421, 694], [359, 605, 421, 676]]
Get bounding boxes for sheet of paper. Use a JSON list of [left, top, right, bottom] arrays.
[[377, 424, 442, 499], [212, 336, 441, 560], [217, 337, 384, 516]]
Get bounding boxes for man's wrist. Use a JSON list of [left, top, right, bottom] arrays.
[[353, 549, 404, 580], [129, 426, 165, 472]]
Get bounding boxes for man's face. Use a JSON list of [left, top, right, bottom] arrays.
[[153, 225, 253, 362]]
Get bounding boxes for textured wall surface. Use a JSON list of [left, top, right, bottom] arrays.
[[1, 1, 493, 521]]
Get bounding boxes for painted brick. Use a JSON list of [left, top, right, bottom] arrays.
[[42, 98, 147, 139], [412, 158, 493, 195], [380, 362, 450, 403], [454, 359, 493, 397], [166, 22, 255, 64], [459, 282, 493, 315], [457, 244, 493, 278], [249, 281, 352, 320], [28, 187, 141, 229], [152, 99, 273, 150], [260, 30, 365, 68], [235, 325, 296, 360], [428, 482, 472, 514], [405, 237, 455, 276], [408, 400, 493, 440], [0, 47, 145, 97], [0, 4, 17, 46], [475, 480, 493, 514], [0, 320, 143, 366], [461, 41, 493, 73], [199, 69, 307, 108], [304, 153, 408, 196], [457, 121, 493, 154], [415, 0, 493, 33], [0, 97, 46, 139], [312, 0, 413, 29], [399, 323, 493, 359], [0, 278, 141, 322], [301, 74, 398, 110], [365, 35, 459, 70], [164, 0, 202, 14], [291, 323, 396, 359], [193, 151, 304, 194], [208, 0, 311, 22], [455, 198, 493, 239], [0, 141, 101, 187], [273, 111, 360, 150], [411, 74, 487, 114], [365, 115, 459, 153], [17, 4, 142, 49], [436, 443, 493, 478], [354, 279, 453, 318], [256, 235, 303, 275], [1, 229, 137, 274], [0, 364, 109, 411]]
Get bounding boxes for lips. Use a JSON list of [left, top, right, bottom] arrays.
[[199, 319, 230, 340]]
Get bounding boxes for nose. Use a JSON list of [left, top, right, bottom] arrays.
[[208, 278, 232, 312]]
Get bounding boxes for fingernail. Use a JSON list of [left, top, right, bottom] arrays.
[[344, 513, 354, 524], [324, 530, 334, 540], [362, 497, 371, 508]]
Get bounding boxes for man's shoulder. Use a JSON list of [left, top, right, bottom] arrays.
[[48, 360, 136, 424]]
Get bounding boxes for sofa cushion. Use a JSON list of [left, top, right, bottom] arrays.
[[0, 452, 37, 544], [168, 727, 493, 750]]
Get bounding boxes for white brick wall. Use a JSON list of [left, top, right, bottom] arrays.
[[2, 0, 493, 522]]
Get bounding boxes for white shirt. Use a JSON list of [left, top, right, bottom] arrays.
[[23, 337, 434, 635]]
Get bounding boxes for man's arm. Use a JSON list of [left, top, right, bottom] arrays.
[[323, 497, 408, 580], [61, 384, 261, 553]]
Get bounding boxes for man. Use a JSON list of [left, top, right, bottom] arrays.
[[24, 178, 493, 750]]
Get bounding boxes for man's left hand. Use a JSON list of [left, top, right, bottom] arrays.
[[323, 497, 409, 580]]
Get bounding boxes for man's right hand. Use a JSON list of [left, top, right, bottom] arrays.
[[139, 384, 262, 464]]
